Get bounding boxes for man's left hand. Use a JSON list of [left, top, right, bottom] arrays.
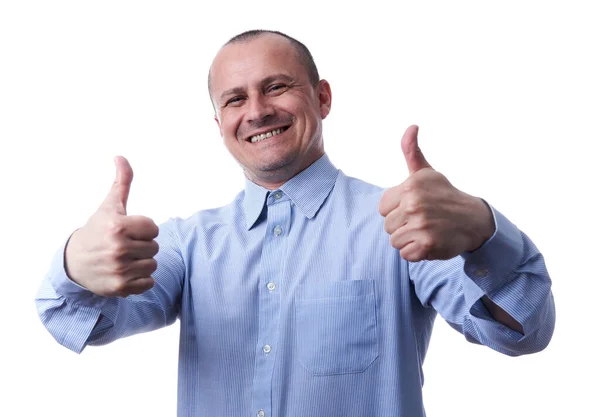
[[378, 125, 495, 262]]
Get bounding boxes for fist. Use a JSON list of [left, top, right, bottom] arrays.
[[378, 125, 494, 262], [65, 156, 159, 297]]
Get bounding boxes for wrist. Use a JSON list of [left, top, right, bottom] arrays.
[[64, 228, 84, 285], [466, 196, 495, 252]]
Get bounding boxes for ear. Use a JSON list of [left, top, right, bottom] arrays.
[[214, 115, 224, 137], [317, 79, 332, 119]]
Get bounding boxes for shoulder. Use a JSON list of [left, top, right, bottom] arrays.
[[335, 170, 386, 206], [342, 172, 385, 196], [158, 190, 246, 242], [326, 171, 387, 227]]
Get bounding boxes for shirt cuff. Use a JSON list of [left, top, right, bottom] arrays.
[[460, 204, 524, 305], [47, 233, 109, 309]]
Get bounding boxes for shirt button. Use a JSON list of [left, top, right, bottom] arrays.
[[273, 191, 282, 200], [267, 282, 276, 291], [263, 344, 271, 354], [257, 410, 265, 417], [273, 225, 283, 236], [475, 268, 489, 278]]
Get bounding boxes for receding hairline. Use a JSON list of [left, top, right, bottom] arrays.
[[208, 30, 320, 102]]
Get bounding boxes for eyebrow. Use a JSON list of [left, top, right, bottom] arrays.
[[219, 74, 295, 102], [219, 87, 246, 102], [261, 73, 294, 86]]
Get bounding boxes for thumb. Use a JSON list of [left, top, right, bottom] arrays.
[[102, 156, 133, 215], [401, 125, 432, 174]]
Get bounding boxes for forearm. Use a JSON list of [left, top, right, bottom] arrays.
[[410, 205, 555, 356], [36, 220, 185, 352], [461, 205, 555, 354], [481, 296, 523, 334]]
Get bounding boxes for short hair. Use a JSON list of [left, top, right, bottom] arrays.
[[208, 29, 320, 101]]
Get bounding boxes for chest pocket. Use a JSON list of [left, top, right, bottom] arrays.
[[294, 279, 378, 376]]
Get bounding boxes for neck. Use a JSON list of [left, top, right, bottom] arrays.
[[246, 151, 325, 190]]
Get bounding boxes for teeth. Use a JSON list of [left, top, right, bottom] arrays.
[[250, 128, 284, 143]]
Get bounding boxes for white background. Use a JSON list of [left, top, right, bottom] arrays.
[[1, 1, 598, 416]]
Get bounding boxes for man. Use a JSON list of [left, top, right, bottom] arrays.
[[36, 30, 555, 417]]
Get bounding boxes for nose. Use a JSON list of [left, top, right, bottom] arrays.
[[245, 94, 275, 124]]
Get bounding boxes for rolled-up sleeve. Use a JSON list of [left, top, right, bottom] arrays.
[[409, 205, 555, 356], [35, 218, 186, 354]]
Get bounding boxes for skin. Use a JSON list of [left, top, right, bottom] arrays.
[[65, 156, 159, 297], [65, 32, 522, 334], [209, 34, 332, 190]]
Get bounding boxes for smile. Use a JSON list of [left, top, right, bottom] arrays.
[[248, 126, 289, 143]]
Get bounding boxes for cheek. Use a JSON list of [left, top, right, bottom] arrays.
[[220, 112, 242, 138]]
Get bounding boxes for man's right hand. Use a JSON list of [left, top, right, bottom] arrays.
[[65, 156, 159, 297]]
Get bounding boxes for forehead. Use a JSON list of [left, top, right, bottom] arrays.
[[210, 35, 305, 94]]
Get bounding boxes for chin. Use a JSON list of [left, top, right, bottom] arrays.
[[255, 151, 298, 173]]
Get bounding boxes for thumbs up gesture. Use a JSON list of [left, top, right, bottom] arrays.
[[64, 156, 159, 297], [378, 125, 495, 262]]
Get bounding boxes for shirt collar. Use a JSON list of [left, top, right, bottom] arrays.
[[243, 154, 339, 230]]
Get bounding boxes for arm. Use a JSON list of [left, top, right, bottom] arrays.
[[481, 296, 523, 334], [35, 218, 185, 353], [408, 205, 555, 356], [379, 125, 555, 355]]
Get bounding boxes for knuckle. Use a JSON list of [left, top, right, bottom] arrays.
[[378, 194, 390, 215], [405, 199, 422, 215], [380, 187, 401, 215], [144, 278, 156, 291], [389, 234, 401, 250], [141, 217, 160, 238], [110, 278, 127, 295], [421, 237, 435, 252], [106, 219, 126, 236], [150, 223, 159, 238], [151, 240, 160, 256], [132, 278, 155, 295], [112, 261, 130, 276], [399, 248, 415, 262], [138, 259, 157, 276], [145, 258, 158, 272], [108, 243, 128, 262], [148, 258, 158, 273], [414, 216, 430, 231], [383, 218, 394, 235]]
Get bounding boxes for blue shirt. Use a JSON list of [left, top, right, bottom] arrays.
[[36, 154, 555, 417]]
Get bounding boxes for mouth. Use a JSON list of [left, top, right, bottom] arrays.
[[246, 125, 291, 143]]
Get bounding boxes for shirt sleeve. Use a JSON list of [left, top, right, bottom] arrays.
[[408, 204, 555, 356], [35, 218, 186, 354]]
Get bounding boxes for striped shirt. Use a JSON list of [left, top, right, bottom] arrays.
[[36, 154, 555, 417]]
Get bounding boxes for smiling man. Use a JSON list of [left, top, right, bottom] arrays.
[[36, 30, 555, 417]]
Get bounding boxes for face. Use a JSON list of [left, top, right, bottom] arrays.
[[210, 34, 332, 189]]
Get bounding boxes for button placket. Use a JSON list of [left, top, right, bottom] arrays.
[[251, 195, 290, 417]]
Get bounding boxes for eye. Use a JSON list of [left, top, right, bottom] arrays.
[[267, 84, 287, 94], [225, 96, 245, 106]]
